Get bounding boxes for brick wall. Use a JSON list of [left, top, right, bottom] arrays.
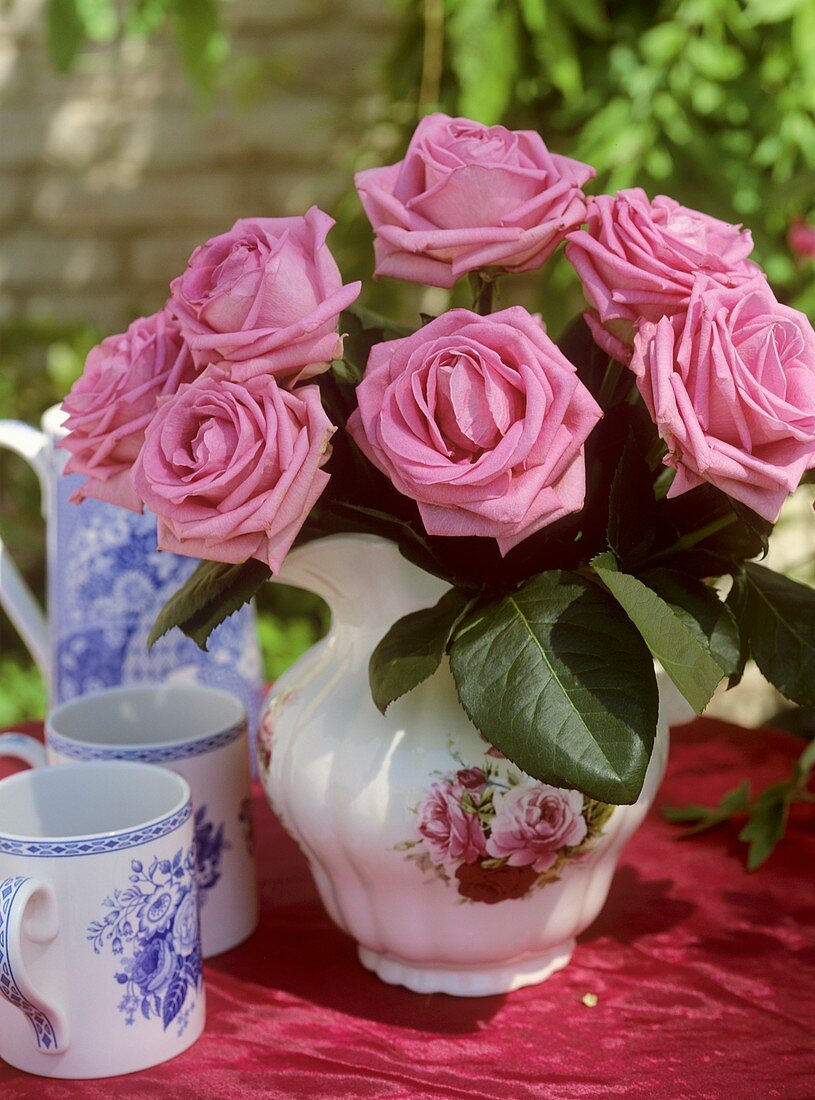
[[0, 0, 400, 334]]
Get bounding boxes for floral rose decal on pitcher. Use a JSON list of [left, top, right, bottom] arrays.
[[400, 754, 614, 904]]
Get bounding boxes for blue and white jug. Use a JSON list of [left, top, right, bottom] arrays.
[[0, 405, 262, 727]]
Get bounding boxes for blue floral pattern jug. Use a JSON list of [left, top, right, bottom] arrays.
[[0, 406, 262, 727]]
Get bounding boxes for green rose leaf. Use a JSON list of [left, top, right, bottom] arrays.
[[724, 571, 750, 688], [639, 568, 741, 675], [592, 553, 730, 713], [148, 558, 271, 651], [338, 307, 411, 385], [666, 739, 815, 870], [738, 784, 791, 871], [449, 571, 658, 804], [369, 588, 474, 714], [607, 431, 657, 568], [663, 779, 751, 834], [737, 564, 815, 706]]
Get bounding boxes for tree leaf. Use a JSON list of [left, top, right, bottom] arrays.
[[148, 558, 270, 651], [744, 0, 808, 26], [46, 0, 85, 71], [593, 553, 727, 713], [76, 0, 117, 42], [449, 571, 658, 804], [173, 0, 227, 92], [740, 564, 815, 706], [448, 0, 518, 123], [369, 588, 475, 714]]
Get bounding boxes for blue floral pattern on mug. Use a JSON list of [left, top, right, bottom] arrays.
[[194, 805, 229, 903], [87, 846, 202, 1032]]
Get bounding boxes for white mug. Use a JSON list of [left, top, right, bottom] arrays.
[[0, 683, 259, 958], [0, 761, 204, 1079], [0, 405, 262, 727]]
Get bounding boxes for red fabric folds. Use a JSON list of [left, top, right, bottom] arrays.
[[1, 718, 813, 1098]]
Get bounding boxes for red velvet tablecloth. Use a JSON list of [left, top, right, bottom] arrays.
[[1, 718, 813, 1098]]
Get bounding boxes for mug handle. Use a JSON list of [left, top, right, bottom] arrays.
[[0, 421, 50, 679], [0, 876, 69, 1053], [0, 734, 47, 769]]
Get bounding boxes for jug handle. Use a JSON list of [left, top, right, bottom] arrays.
[[276, 533, 449, 631], [0, 422, 51, 679]]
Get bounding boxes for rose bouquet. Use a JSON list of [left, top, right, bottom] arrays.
[[61, 114, 815, 827]]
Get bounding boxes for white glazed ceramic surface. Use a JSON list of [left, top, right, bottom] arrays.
[[0, 406, 262, 726], [0, 683, 259, 958], [261, 534, 693, 997], [0, 761, 204, 1079]]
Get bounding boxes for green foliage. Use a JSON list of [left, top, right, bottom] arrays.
[[36, 2, 815, 323], [736, 564, 815, 706], [592, 553, 739, 714], [0, 658, 46, 728], [448, 571, 659, 803], [376, 0, 815, 324], [43, 0, 227, 92], [255, 605, 327, 682], [26, 0, 815, 847], [369, 588, 474, 714], [147, 559, 271, 650], [664, 738, 815, 868], [46, 0, 86, 70]]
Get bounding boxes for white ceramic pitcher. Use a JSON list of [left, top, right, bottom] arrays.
[[0, 405, 262, 721], [260, 534, 693, 997]]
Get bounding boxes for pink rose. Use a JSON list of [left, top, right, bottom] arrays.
[[565, 188, 757, 361], [487, 784, 587, 873], [131, 373, 334, 572], [789, 219, 815, 259], [347, 307, 602, 554], [355, 113, 594, 289], [60, 310, 197, 512], [417, 778, 487, 868], [169, 206, 360, 379], [631, 274, 815, 522]]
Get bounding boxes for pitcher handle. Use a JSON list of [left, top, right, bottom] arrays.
[[0, 421, 50, 678], [0, 876, 69, 1054], [0, 734, 48, 769]]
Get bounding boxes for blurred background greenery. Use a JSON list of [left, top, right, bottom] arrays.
[[1, 0, 814, 724]]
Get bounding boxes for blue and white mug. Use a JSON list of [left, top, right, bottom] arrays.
[[0, 761, 204, 1079], [0, 405, 262, 727], [0, 683, 259, 958]]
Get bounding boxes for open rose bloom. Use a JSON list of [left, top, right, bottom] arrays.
[[61, 310, 198, 511], [631, 276, 815, 521], [60, 112, 815, 817], [565, 189, 758, 362], [169, 206, 360, 380], [356, 113, 594, 288], [348, 306, 602, 554]]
